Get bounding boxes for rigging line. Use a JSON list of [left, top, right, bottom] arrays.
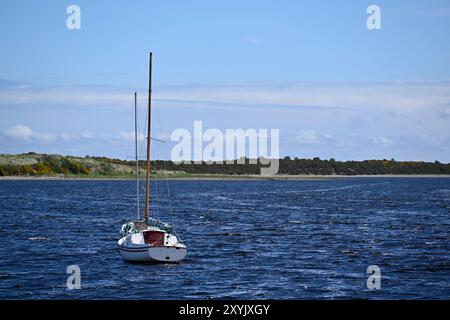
[[154, 99, 175, 228], [126, 92, 137, 169], [140, 96, 148, 146], [135, 97, 141, 220], [138, 97, 148, 219], [156, 102, 163, 140], [173, 228, 185, 245], [125, 95, 135, 221], [135, 92, 140, 222], [140, 93, 151, 218], [153, 97, 165, 222], [150, 137, 166, 143], [153, 101, 160, 222], [154, 160, 160, 221], [125, 127, 133, 221], [163, 160, 175, 228]]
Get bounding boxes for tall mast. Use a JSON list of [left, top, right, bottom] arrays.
[[134, 92, 140, 221], [144, 52, 152, 220]]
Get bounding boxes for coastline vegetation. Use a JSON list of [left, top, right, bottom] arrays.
[[1, 152, 450, 178]]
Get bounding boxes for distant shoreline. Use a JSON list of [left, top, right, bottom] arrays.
[[2, 153, 450, 177], [2, 174, 450, 181]]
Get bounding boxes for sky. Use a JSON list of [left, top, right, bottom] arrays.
[[0, 0, 450, 161]]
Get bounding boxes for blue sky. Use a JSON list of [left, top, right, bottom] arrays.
[[1, 0, 450, 161]]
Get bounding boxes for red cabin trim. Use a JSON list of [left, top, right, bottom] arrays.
[[143, 230, 165, 246]]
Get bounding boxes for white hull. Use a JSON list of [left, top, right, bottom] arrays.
[[118, 236, 187, 263]]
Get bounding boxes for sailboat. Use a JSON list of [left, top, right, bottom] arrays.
[[118, 52, 187, 263]]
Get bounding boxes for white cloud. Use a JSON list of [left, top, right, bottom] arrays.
[[155, 82, 450, 112], [4, 124, 33, 141], [118, 131, 145, 142], [1, 81, 450, 113], [243, 38, 262, 44], [33, 132, 57, 143], [159, 132, 171, 139], [296, 130, 338, 146], [3, 124, 56, 143], [297, 130, 319, 145], [81, 132, 95, 139], [369, 136, 393, 145], [438, 106, 450, 118], [60, 133, 72, 141], [0, 86, 131, 107]]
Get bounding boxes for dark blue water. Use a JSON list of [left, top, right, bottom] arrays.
[[0, 178, 449, 299]]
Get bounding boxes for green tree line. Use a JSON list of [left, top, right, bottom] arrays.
[[1, 153, 450, 176]]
